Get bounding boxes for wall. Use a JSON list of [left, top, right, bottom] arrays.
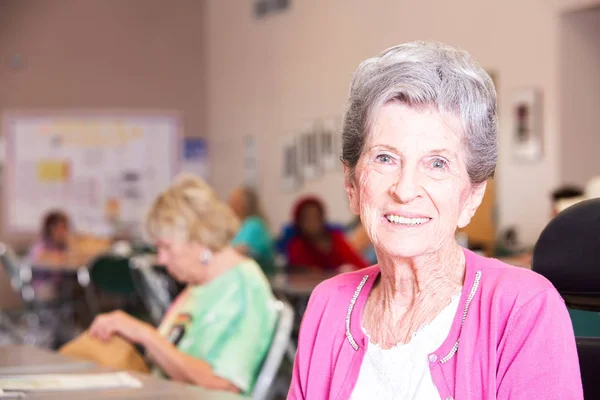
[[0, 0, 205, 241], [204, 0, 563, 245], [0, 0, 206, 307], [559, 7, 600, 187]]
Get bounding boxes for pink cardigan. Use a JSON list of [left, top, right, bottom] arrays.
[[289, 249, 583, 399]]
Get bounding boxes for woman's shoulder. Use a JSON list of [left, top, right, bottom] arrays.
[[242, 216, 268, 230], [465, 249, 557, 305], [310, 266, 379, 306]]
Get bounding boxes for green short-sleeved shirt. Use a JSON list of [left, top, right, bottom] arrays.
[[231, 216, 275, 275], [157, 260, 277, 394]]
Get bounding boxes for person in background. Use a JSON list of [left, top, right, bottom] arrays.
[[229, 186, 275, 275], [289, 41, 581, 399], [551, 185, 584, 217], [90, 174, 277, 395], [26, 210, 71, 300], [287, 196, 367, 272], [28, 210, 71, 265]]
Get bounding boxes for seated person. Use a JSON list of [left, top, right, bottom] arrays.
[[26, 210, 71, 300], [228, 186, 275, 275], [286, 196, 367, 272], [28, 210, 70, 265], [90, 174, 277, 395], [276, 222, 345, 258], [551, 185, 585, 217]]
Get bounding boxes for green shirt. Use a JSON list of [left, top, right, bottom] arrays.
[[231, 216, 275, 275], [157, 260, 277, 395]]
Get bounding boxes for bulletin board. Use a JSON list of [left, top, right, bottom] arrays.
[[2, 113, 180, 237]]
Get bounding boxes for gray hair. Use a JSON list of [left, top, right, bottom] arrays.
[[341, 41, 498, 184]]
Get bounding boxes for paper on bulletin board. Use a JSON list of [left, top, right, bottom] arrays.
[[181, 138, 208, 180], [3, 113, 180, 236]]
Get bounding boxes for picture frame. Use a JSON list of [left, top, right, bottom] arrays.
[[281, 135, 300, 191], [511, 88, 543, 162]]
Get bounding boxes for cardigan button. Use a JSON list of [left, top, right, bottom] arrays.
[[428, 354, 438, 363]]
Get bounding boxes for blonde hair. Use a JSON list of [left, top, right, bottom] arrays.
[[146, 174, 239, 251]]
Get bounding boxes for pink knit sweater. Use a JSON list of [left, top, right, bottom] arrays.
[[289, 249, 583, 399]]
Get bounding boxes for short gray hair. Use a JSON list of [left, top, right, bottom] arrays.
[[341, 41, 498, 184]]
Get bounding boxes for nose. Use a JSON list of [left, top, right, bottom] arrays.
[[390, 164, 421, 203]]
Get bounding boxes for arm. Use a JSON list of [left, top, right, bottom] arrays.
[[89, 311, 239, 392], [288, 281, 329, 399], [496, 289, 583, 399], [139, 328, 239, 392]]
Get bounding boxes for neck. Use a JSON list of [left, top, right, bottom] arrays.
[[376, 241, 465, 308], [189, 246, 245, 285]]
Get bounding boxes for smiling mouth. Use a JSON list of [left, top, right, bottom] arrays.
[[385, 214, 431, 226]]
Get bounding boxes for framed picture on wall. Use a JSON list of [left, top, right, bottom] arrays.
[[281, 135, 300, 191], [511, 88, 543, 162], [300, 122, 321, 180], [319, 116, 341, 171]]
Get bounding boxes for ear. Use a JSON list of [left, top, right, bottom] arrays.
[[457, 181, 487, 229], [344, 164, 360, 215]]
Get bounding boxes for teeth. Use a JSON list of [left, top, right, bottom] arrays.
[[386, 215, 429, 225]]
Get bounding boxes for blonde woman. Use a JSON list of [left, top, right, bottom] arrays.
[[89, 174, 277, 395]]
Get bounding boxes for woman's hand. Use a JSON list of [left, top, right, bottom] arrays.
[[89, 310, 152, 344]]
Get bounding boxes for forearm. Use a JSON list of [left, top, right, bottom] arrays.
[[140, 328, 239, 392]]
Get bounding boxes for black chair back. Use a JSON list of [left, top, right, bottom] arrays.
[[533, 198, 600, 399]]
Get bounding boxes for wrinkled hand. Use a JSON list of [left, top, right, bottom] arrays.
[[89, 310, 151, 344]]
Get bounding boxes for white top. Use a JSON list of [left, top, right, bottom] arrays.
[[350, 293, 461, 400]]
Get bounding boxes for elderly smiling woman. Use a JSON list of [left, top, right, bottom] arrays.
[[289, 42, 582, 400]]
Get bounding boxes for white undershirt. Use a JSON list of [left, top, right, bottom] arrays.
[[350, 293, 461, 400]]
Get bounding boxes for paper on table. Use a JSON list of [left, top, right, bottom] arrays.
[[0, 372, 142, 392]]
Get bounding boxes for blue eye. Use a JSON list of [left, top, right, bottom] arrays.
[[431, 159, 447, 169], [376, 154, 393, 164]]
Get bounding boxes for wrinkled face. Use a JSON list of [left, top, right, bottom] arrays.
[[228, 188, 246, 219], [156, 237, 205, 283], [298, 204, 325, 238], [345, 102, 485, 258]]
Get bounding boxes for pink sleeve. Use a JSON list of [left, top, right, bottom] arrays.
[[288, 281, 331, 399], [496, 289, 583, 399]]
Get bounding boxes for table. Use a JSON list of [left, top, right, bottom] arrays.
[[0, 345, 94, 374], [270, 271, 336, 297], [0, 345, 245, 399]]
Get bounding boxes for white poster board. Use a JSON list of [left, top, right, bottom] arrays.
[[3, 113, 180, 237]]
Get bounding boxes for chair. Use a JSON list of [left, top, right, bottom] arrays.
[[532, 198, 600, 399], [0, 243, 35, 303], [78, 253, 139, 318], [129, 254, 174, 326], [253, 299, 295, 400], [0, 243, 71, 348]]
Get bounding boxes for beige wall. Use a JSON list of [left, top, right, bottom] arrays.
[[559, 7, 600, 186], [0, 0, 206, 307], [0, 0, 205, 242], [555, 0, 600, 12], [204, 0, 567, 244]]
